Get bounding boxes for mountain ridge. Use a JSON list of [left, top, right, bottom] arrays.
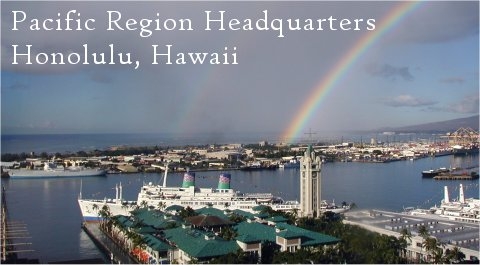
[[377, 115, 479, 133]]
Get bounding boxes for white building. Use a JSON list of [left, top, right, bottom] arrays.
[[299, 145, 322, 218]]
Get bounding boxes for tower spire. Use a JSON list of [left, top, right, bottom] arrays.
[[299, 145, 322, 218]]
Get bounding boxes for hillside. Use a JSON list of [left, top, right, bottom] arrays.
[[380, 115, 479, 133]]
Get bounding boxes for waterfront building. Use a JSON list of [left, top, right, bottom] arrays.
[[106, 206, 340, 264], [344, 210, 479, 263], [299, 145, 322, 217]]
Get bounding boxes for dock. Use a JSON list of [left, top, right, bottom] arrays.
[[1, 186, 37, 263], [82, 222, 137, 264], [434, 172, 479, 180]]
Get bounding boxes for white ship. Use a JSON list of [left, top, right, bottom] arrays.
[[77, 182, 137, 222], [78, 167, 301, 221], [278, 159, 300, 169], [78, 164, 351, 221], [405, 184, 479, 223], [7, 162, 106, 178]]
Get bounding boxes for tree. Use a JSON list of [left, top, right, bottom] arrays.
[[423, 237, 444, 263], [157, 201, 166, 211], [139, 200, 149, 209], [417, 225, 429, 239], [219, 226, 237, 240], [399, 228, 412, 258], [444, 246, 465, 264], [179, 206, 196, 219], [417, 225, 429, 261], [98, 205, 112, 232]]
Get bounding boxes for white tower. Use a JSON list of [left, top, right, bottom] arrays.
[[299, 145, 322, 217], [444, 186, 450, 203], [459, 184, 465, 203]]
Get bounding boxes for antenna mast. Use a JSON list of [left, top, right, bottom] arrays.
[[304, 128, 317, 145]]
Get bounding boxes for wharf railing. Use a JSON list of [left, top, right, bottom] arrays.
[[1, 186, 35, 262]]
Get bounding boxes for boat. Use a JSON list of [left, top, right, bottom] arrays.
[[77, 182, 137, 222], [405, 184, 480, 223], [320, 200, 350, 213], [78, 166, 301, 221], [278, 159, 300, 169], [452, 144, 480, 156], [7, 162, 106, 178], [421, 167, 450, 178], [240, 161, 277, 170]]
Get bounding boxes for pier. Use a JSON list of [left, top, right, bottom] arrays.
[[433, 172, 478, 180], [82, 222, 137, 264], [1, 186, 36, 263], [433, 173, 479, 180]]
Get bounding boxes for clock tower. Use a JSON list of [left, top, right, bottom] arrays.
[[299, 145, 322, 217]]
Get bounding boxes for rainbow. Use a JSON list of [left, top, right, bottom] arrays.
[[281, 1, 422, 142]]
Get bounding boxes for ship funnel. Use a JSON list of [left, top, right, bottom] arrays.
[[182, 172, 195, 188], [459, 184, 465, 203], [218, 173, 231, 189], [444, 186, 450, 203]]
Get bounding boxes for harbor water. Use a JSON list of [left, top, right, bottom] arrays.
[[1, 154, 478, 262]]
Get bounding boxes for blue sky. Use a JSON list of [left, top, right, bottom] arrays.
[[1, 1, 478, 137]]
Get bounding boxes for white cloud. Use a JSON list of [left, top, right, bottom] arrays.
[[383, 94, 437, 107]]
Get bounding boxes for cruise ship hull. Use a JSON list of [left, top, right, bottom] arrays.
[[8, 168, 107, 178], [77, 199, 136, 222], [77, 171, 349, 221]]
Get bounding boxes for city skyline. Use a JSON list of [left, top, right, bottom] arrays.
[[2, 1, 478, 139]]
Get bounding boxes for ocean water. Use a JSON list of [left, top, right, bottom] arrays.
[[1, 154, 478, 263], [1, 133, 478, 262]]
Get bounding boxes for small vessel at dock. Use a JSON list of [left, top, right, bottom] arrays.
[[6, 162, 106, 178], [421, 167, 450, 178]]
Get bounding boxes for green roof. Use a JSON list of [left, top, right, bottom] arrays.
[[266, 215, 289, 223], [235, 234, 261, 243], [163, 227, 239, 259], [234, 221, 339, 247], [135, 226, 157, 234], [130, 208, 180, 229], [165, 205, 184, 212], [276, 229, 303, 239], [233, 222, 276, 242], [254, 212, 269, 219], [143, 234, 172, 252], [275, 223, 340, 246], [115, 215, 135, 228], [195, 207, 228, 219], [232, 209, 255, 219]]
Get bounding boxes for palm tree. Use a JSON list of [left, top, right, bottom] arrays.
[[416, 225, 429, 262], [140, 200, 149, 209], [444, 246, 465, 264], [121, 203, 132, 216], [157, 201, 166, 211], [98, 205, 112, 232], [92, 203, 99, 220], [417, 225, 429, 239], [219, 226, 237, 240], [179, 206, 196, 219], [399, 228, 412, 259], [423, 237, 444, 263]]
